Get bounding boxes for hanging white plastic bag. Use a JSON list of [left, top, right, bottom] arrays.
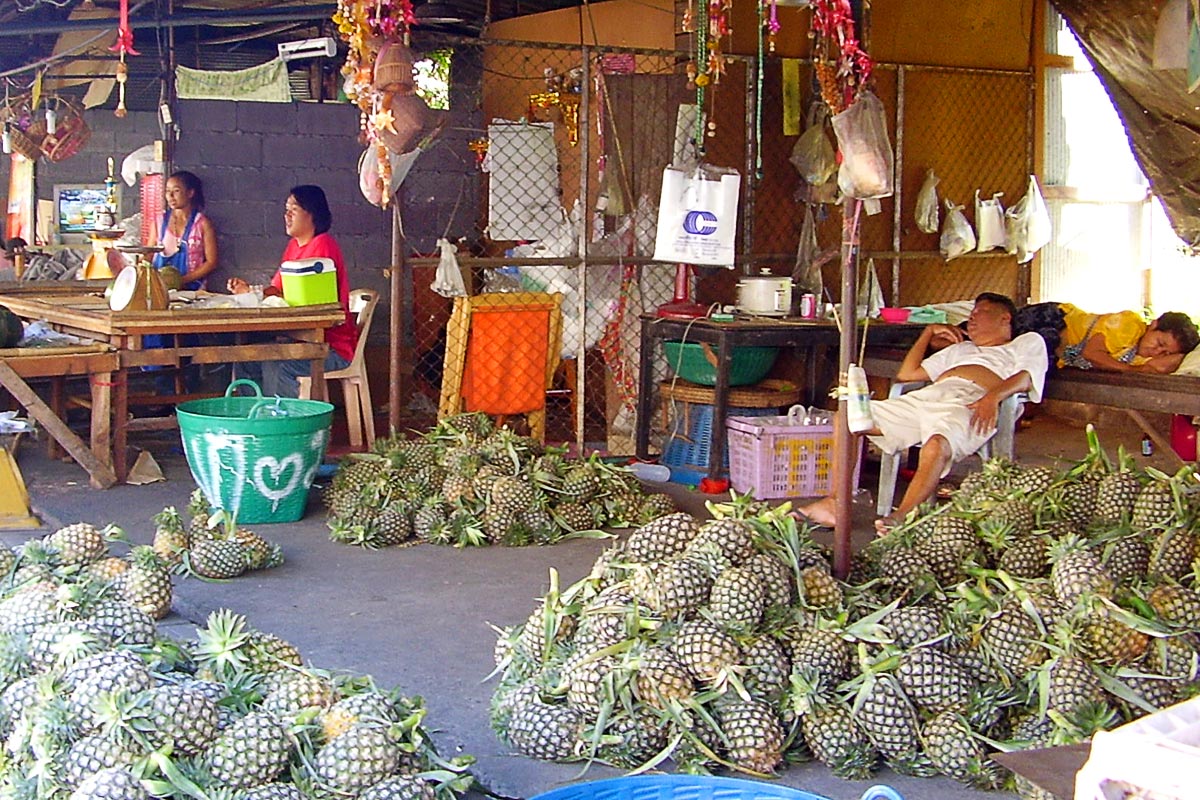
[[1006, 174, 1052, 263], [792, 204, 823, 300], [940, 199, 976, 261], [975, 190, 1008, 252], [789, 119, 836, 186], [431, 238, 467, 298], [914, 169, 940, 234], [830, 91, 894, 200], [652, 164, 741, 266], [857, 258, 885, 319]]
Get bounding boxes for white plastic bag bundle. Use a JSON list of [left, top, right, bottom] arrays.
[[975, 190, 1008, 252], [1005, 175, 1052, 263], [940, 199, 976, 261], [430, 238, 467, 298], [915, 169, 940, 234], [830, 91, 895, 200], [789, 120, 836, 186]]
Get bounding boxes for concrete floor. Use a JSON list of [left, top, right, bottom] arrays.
[[5, 408, 1176, 800]]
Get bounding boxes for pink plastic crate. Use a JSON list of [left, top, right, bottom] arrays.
[[726, 414, 861, 499]]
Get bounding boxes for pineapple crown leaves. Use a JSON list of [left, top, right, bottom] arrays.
[[1046, 699, 1120, 745], [192, 608, 252, 680], [704, 490, 763, 521], [140, 753, 215, 800], [1092, 668, 1162, 717]]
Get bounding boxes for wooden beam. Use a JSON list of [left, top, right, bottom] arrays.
[[0, 361, 117, 489]]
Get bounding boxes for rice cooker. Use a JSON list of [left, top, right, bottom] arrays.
[[736, 270, 794, 317]]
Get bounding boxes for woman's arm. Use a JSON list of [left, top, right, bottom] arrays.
[[186, 217, 219, 283], [1080, 333, 1135, 372]]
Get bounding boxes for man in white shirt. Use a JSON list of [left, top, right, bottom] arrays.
[[798, 292, 1048, 534]]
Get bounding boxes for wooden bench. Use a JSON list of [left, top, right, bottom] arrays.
[[864, 348, 1200, 462]]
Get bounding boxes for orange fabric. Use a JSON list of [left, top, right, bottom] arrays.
[[461, 306, 551, 415]]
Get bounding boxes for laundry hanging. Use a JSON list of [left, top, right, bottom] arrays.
[[175, 59, 292, 102]]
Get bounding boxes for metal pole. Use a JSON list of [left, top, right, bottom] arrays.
[[389, 195, 404, 435], [576, 46, 591, 451], [833, 198, 860, 580]]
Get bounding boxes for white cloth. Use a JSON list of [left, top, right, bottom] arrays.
[[920, 331, 1048, 402], [867, 378, 991, 475]]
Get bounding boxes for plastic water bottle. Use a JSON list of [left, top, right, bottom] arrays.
[[846, 363, 875, 434]]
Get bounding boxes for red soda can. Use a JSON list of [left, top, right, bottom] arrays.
[[800, 293, 817, 319]]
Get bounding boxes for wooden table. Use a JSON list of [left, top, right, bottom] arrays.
[[635, 314, 921, 480], [0, 292, 345, 483]]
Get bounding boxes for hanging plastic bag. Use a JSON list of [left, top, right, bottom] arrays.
[[830, 91, 895, 200], [652, 164, 741, 266], [792, 204, 824, 300], [1006, 174, 1053, 263], [789, 117, 836, 186], [914, 169, 940, 234], [358, 147, 384, 207], [975, 190, 1008, 252], [940, 199, 976, 261], [431, 238, 467, 298], [857, 258, 885, 319]]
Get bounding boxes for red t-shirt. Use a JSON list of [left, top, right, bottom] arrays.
[[271, 233, 358, 362]]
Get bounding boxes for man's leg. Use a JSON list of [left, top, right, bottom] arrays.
[[876, 433, 952, 534], [795, 429, 878, 527]]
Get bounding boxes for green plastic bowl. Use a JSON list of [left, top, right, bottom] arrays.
[[662, 340, 778, 386]]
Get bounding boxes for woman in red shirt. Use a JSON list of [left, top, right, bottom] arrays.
[[228, 185, 358, 397]]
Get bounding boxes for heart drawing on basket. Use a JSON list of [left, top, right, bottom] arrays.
[[252, 453, 306, 504]]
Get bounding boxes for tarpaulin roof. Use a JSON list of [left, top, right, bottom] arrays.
[[1052, 0, 1200, 248]]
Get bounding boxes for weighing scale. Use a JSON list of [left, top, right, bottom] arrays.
[[81, 229, 126, 280]]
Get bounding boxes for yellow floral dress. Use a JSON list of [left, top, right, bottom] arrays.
[[1058, 303, 1148, 369]]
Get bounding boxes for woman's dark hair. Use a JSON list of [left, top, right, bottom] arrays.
[[169, 170, 205, 210], [1155, 311, 1200, 354], [289, 185, 332, 235]]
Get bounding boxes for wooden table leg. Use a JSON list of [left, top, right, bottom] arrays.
[[91, 372, 113, 470], [309, 354, 327, 401], [48, 377, 65, 460], [114, 370, 129, 483], [635, 320, 655, 460]]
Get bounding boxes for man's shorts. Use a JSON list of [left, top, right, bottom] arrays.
[[866, 377, 994, 477]]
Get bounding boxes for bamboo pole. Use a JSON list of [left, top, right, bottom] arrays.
[[833, 198, 860, 580], [388, 195, 404, 435]]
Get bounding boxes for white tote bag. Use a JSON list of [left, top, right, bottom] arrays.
[[652, 165, 741, 266]]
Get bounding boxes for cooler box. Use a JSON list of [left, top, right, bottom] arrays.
[[280, 258, 338, 306]]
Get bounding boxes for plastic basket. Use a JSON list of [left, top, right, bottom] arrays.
[[662, 401, 779, 485], [662, 340, 778, 386], [727, 411, 862, 499], [529, 775, 904, 800], [176, 379, 334, 524]]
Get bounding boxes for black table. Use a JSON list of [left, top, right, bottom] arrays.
[[635, 314, 922, 479]]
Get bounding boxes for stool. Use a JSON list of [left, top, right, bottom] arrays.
[[659, 378, 802, 485]]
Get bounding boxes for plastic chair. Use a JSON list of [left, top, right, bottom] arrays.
[[298, 288, 379, 450], [876, 380, 1027, 516]]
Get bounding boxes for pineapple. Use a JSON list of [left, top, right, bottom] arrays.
[[621, 512, 700, 561], [629, 558, 711, 620], [636, 493, 677, 525], [716, 699, 784, 774], [551, 501, 596, 533], [61, 738, 142, 790], [67, 652, 154, 730], [789, 628, 852, 683], [562, 652, 616, 714], [261, 669, 335, 719], [243, 785, 307, 800], [741, 635, 791, 701], [998, 535, 1050, 579], [27, 620, 108, 672], [246, 631, 304, 674], [1131, 477, 1176, 530], [683, 518, 755, 566], [1094, 466, 1141, 526], [232, 526, 272, 571], [120, 547, 172, 620], [68, 766, 148, 800], [1103, 534, 1151, 583], [980, 600, 1045, 676], [1011, 464, 1055, 497], [142, 684, 221, 756], [87, 556, 130, 584], [670, 619, 742, 684], [186, 488, 216, 540], [1148, 583, 1200, 627], [632, 646, 694, 708], [852, 674, 923, 763], [203, 710, 293, 789], [489, 475, 536, 514], [791, 669, 878, 779], [312, 722, 403, 796], [894, 647, 975, 713], [707, 566, 767, 630], [373, 502, 412, 546], [190, 536, 247, 579], [983, 498, 1035, 537], [799, 566, 843, 609], [878, 545, 934, 594], [1079, 613, 1149, 666], [85, 599, 156, 647], [151, 507, 189, 567], [1049, 535, 1113, 605], [561, 463, 601, 504], [1055, 481, 1099, 531], [596, 709, 669, 769], [359, 777, 436, 800], [884, 605, 944, 649], [920, 710, 1000, 787], [744, 553, 794, 607], [1045, 656, 1105, 717], [1149, 527, 1198, 581], [46, 522, 109, 565], [505, 696, 583, 760]]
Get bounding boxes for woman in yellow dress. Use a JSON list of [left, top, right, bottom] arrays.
[[1015, 302, 1199, 374]]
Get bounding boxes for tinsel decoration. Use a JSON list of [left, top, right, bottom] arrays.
[[810, 0, 873, 113]]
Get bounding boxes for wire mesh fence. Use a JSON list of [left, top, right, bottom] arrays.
[[396, 36, 1033, 458]]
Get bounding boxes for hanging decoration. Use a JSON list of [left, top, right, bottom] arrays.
[[109, 0, 139, 118], [527, 67, 583, 147], [765, 0, 781, 53], [683, 0, 734, 147], [809, 0, 873, 113]]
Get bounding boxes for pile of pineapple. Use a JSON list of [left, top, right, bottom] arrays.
[[0, 539, 473, 800], [325, 413, 676, 548], [152, 491, 285, 580], [488, 428, 1200, 796]]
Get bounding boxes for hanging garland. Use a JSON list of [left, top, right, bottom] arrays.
[[109, 0, 139, 118], [809, 0, 872, 113]]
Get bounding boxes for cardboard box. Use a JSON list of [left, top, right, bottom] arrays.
[[1074, 695, 1200, 800]]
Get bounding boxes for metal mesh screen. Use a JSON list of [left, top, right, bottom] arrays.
[[396, 37, 1033, 455]]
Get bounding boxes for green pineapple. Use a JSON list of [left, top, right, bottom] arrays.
[[61, 738, 142, 790], [621, 512, 700, 561], [852, 674, 923, 764], [920, 711, 1000, 787], [505, 695, 583, 760], [983, 498, 1035, 537], [744, 553, 794, 607], [359, 776, 437, 800], [998, 535, 1050, 579], [1011, 464, 1055, 497], [878, 545, 934, 594], [1044, 655, 1105, 717], [628, 558, 711, 620], [1102, 534, 1150, 583], [440, 472, 475, 504], [243, 784, 307, 800], [894, 647, 975, 713], [1149, 527, 1198, 581], [595, 709, 670, 768], [561, 651, 616, 715], [980, 599, 1045, 676], [47, 521, 110, 566], [85, 599, 156, 647], [203, 709, 293, 789], [489, 475, 537, 514], [884, 605, 944, 648], [561, 463, 601, 504], [670, 619, 742, 684], [633, 646, 694, 708], [27, 620, 108, 673], [683, 518, 754, 566], [151, 507, 189, 567], [741, 635, 791, 700], [186, 488, 216, 540], [716, 699, 784, 773], [246, 631, 304, 674], [261, 669, 335, 719], [1049, 535, 1113, 605], [312, 722, 403, 796], [552, 501, 597, 533], [708, 566, 767, 630], [481, 507, 518, 544], [190, 536, 247, 579], [412, 500, 449, 542], [69, 766, 148, 800], [635, 493, 677, 524], [793, 672, 878, 780], [788, 628, 852, 683], [67, 652, 154, 730], [1055, 481, 1099, 531], [142, 684, 221, 756], [1094, 465, 1141, 526], [120, 547, 172, 620], [1131, 476, 1176, 530]]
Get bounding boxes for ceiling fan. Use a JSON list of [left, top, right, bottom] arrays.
[[412, 0, 487, 37]]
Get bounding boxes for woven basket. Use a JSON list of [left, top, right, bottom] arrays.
[[42, 101, 90, 162], [373, 40, 416, 93], [9, 122, 44, 161], [659, 377, 802, 408]]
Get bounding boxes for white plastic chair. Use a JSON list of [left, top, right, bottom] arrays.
[[298, 288, 379, 450], [876, 380, 1027, 515]]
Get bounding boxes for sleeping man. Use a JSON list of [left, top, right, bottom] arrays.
[[797, 292, 1049, 534]]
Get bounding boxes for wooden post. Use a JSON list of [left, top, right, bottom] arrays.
[[833, 198, 860, 580], [388, 196, 404, 435]]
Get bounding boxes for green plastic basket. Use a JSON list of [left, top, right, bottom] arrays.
[[662, 340, 779, 386], [177, 379, 334, 524]]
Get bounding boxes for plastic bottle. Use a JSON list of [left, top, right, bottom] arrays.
[[846, 363, 875, 433]]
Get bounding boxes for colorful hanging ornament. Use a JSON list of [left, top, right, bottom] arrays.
[[109, 0, 140, 57], [765, 0, 781, 53]]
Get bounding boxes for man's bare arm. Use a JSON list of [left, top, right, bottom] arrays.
[[895, 324, 961, 382], [966, 370, 1033, 433]]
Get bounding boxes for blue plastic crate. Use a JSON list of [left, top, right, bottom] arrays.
[[529, 775, 903, 800], [662, 400, 778, 484]]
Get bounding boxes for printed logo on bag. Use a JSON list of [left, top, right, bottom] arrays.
[[682, 210, 718, 235]]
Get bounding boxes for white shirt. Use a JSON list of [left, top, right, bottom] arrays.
[[921, 331, 1048, 402]]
